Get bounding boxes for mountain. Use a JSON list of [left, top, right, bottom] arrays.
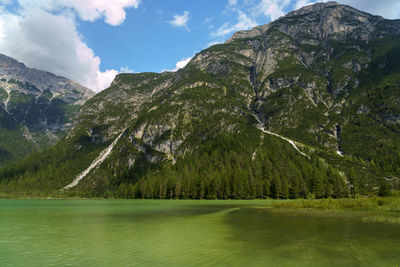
[[1, 2, 399, 198], [0, 53, 95, 165]]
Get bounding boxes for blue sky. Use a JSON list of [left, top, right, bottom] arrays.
[[77, 1, 231, 73], [0, 0, 399, 91]]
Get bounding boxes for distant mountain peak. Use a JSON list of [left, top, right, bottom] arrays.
[[285, 1, 341, 17], [0, 53, 26, 69], [0, 53, 95, 103], [227, 1, 391, 43], [1, 2, 399, 197], [284, 1, 380, 19], [0, 53, 95, 164]]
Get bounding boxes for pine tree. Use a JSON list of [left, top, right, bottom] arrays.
[[118, 183, 128, 198], [311, 167, 323, 199], [348, 168, 358, 198], [271, 174, 282, 199], [281, 176, 289, 199], [378, 178, 391, 197], [290, 176, 300, 199]]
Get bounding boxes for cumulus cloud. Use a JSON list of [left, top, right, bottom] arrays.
[[213, 0, 400, 43], [295, 0, 313, 10], [292, 0, 400, 19], [229, 0, 238, 6], [169, 11, 190, 31], [162, 57, 192, 72], [120, 66, 135, 73], [14, 0, 141, 26], [175, 57, 192, 70], [332, 0, 400, 19], [212, 11, 257, 38], [0, 0, 140, 92], [207, 40, 224, 47], [257, 0, 400, 20], [256, 0, 291, 21]]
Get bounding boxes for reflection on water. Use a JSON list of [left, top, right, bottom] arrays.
[[0, 199, 399, 266], [224, 208, 400, 266]]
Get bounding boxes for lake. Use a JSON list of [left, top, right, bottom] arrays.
[[0, 199, 399, 266]]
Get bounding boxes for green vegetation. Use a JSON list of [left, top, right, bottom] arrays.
[[0, 86, 7, 101], [270, 194, 400, 212], [0, 127, 38, 167], [1, 5, 400, 200], [0, 126, 389, 199], [107, 133, 346, 199], [0, 133, 109, 196]]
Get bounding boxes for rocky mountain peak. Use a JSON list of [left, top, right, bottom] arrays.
[[0, 53, 95, 164], [1, 3, 399, 198], [0, 53, 94, 105], [285, 1, 340, 16], [283, 1, 372, 18], [0, 53, 26, 69], [228, 2, 389, 43]]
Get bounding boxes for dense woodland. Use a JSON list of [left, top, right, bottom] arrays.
[[0, 128, 394, 199], [107, 135, 395, 200], [1, 5, 400, 199]]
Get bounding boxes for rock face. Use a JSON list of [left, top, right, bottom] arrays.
[[229, 2, 392, 43], [0, 53, 94, 164], [63, 3, 400, 182], [2, 3, 400, 195]]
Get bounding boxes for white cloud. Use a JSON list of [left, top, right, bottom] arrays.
[[256, 0, 291, 21], [169, 11, 190, 31], [332, 0, 400, 19], [120, 66, 135, 73], [175, 57, 192, 70], [0, 0, 140, 92], [162, 57, 192, 72], [229, 0, 238, 6], [295, 0, 313, 10], [14, 0, 141, 26], [204, 17, 213, 24], [0, 9, 119, 92], [212, 11, 257, 38], [259, 0, 400, 20], [207, 40, 224, 47], [95, 69, 119, 91], [212, 0, 400, 44]]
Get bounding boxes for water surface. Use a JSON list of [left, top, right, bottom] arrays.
[[0, 199, 399, 266]]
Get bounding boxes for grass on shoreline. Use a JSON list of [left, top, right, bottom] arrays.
[[270, 196, 400, 212], [1, 191, 400, 214]]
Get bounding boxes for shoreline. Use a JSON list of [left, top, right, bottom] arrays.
[[1, 195, 399, 210]]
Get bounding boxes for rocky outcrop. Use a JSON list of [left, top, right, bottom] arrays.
[[0, 53, 94, 105], [0, 53, 95, 163], [56, 2, 400, 185], [229, 2, 385, 44]]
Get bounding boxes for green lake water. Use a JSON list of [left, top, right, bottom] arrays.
[[0, 199, 399, 266]]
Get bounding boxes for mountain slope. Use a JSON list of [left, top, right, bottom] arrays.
[[0, 53, 95, 165], [1, 2, 399, 198], [228, 2, 400, 174]]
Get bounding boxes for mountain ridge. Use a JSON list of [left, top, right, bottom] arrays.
[[0, 53, 94, 164], [1, 2, 399, 198]]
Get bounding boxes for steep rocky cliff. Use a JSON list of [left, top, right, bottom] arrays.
[[0, 53, 94, 164], [1, 2, 399, 197]]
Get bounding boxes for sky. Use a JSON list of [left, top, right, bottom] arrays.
[[0, 0, 399, 92]]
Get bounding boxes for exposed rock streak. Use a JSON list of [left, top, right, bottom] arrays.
[[63, 131, 124, 190], [4, 90, 10, 113], [252, 114, 308, 157]]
